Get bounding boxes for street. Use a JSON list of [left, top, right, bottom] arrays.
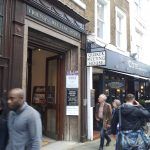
[[42, 138, 116, 150]]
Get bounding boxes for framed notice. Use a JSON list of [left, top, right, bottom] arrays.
[[32, 86, 55, 104], [66, 88, 78, 116], [66, 74, 78, 88], [32, 86, 46, 104], [66, 106, 79, 116], [67, 88, 78, 106]]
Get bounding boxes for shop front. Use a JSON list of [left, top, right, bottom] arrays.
[[3, 0, 88, 142], [86, 42, 150, 140]]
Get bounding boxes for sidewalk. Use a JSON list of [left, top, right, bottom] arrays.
[[41, 138, 115, 150]]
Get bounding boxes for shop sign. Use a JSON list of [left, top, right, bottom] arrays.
[[26, 6, 81, 40], [108, 81, 124, 89], [87, 51, 106, 66]]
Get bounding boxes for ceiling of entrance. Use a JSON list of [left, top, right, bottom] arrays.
[[28, 28, 75, 53]]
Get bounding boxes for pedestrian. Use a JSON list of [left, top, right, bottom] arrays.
[[95, 94, 112, 150], [0, 96, 8, 150], [112, 99, 121, 116], [6, 88, 42, 150], [111, 93, 150, 150]]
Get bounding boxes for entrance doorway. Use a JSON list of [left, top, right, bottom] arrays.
[[27, 48, 65, 140]]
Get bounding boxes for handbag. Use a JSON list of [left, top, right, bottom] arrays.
[[116, 106, 150, 150]]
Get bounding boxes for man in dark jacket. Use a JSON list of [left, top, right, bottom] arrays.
[[95, 94, 112, 150], [0, 97, 8, 150], [111, 94, 150, 149]]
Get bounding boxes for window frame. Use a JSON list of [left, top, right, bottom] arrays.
[[115, 7, 127, 51], [95, 0, 110, 43]]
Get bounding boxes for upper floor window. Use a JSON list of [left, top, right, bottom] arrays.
[[0, 0, 4, 55], [135, 30, 143, 59], [134, 0, 141, 17], [96, 0, 110, 42], [116, 7, 127, 50]]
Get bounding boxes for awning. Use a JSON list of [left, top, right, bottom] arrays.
[[109, 70, 150, 80]]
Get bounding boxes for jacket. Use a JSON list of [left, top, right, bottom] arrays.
[[0, 115, 8, 150], [6, 102, 42, 150], [95, 102, 112, 129], [111, 103, 150, 134]]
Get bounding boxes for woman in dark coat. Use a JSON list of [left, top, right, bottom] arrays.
[[0, 97, 8, 150]]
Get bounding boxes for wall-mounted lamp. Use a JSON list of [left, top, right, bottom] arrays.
[[141, 85, 144, 90], [130, 52, 137, 60]]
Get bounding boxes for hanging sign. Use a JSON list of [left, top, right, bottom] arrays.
[[87, 51, 106, 66]]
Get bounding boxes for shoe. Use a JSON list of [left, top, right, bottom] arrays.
[[106, 139, 111, 146], [99, 147, 103, 150]]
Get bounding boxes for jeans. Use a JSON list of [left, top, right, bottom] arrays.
[[100, 127, 111, 148]]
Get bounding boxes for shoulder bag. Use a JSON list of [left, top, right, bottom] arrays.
[[116, 106, 150, 150]]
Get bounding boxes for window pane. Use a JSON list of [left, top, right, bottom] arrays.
[[97, 3, 104, 20], [117, 31, 120, 47], [116, 15, 122, 32], [0, 0, 3, 15], [0, 17, 2, 36], [97, 20, 103, 38]]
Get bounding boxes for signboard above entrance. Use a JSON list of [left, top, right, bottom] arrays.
[[26, 6, 81, 40], [87, 51, 106, 66]]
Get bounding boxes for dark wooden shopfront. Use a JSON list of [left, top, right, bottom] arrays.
[[1, 0, 88, 142]]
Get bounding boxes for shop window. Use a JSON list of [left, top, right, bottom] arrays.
[[104, 72, 126, 103]]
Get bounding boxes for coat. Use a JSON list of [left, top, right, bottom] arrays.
[[111, 103, 150, 135], [0, 117, 8, 150], [95, 102, 112, 129]]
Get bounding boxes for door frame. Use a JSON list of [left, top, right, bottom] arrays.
[[0, 57, 9, 98], [45, 55, 65, 140]]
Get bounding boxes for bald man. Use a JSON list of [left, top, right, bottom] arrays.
[[6, 88, 42, 150], [95, 94, 112, 150]]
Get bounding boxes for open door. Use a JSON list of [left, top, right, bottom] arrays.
[[45, 55, 65, 140]]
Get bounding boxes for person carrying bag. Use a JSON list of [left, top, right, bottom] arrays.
[[111, 94, 150, 150]]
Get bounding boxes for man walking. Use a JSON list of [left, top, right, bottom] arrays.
[[95, 94, 112, 150], [6, 88, 42, 150]]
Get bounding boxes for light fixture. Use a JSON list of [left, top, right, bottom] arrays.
[[141, 85, 144, 90], [38, 48, 41, 51], [117, 89, 120, 92]]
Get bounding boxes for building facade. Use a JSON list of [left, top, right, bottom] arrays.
[[0, 0, 88, 142], [85, 0, 150, 140]]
